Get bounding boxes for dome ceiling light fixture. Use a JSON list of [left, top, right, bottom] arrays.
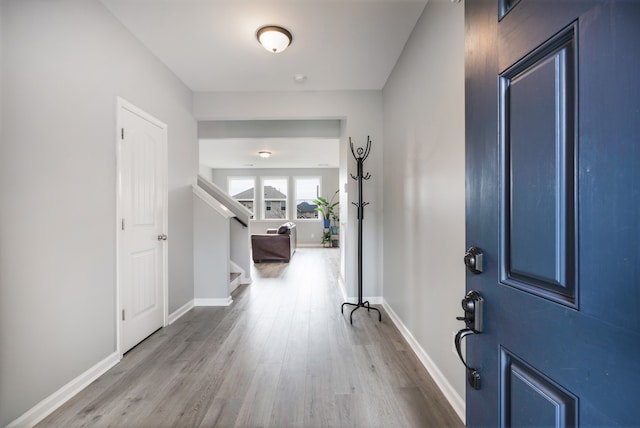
[[258, 151, 272, 158], [256, 25, 292, 53]]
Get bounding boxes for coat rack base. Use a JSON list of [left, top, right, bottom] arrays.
[[341, 301, 382, 325]]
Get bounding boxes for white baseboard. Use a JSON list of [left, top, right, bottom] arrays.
[[7, 352, 120, 428], [382, 300, 466, 424], [194, 297, 233, 306], [364, 296, 383, 304], [168, 299, 194, 325], [337, 276, 382, 305], [342, 296, 383, 305]]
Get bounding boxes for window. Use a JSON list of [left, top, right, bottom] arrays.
[[295, 177, 321, 219], [228, 177, 255, 214], [262, 177, 287, 219]]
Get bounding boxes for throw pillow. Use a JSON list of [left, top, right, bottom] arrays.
[[277, 224, 289, 234]]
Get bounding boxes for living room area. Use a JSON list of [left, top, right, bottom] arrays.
[[198, 119, 342, 250]]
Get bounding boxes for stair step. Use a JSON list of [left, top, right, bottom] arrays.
[[230, 272, 241, 282]]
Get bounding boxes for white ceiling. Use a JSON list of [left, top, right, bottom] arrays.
[[100, 0, 429, 168], [99, 0, 428, 92], [200, 138, 340, 169]]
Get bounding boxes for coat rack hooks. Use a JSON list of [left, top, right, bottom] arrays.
[[341, 136, 382, 324]]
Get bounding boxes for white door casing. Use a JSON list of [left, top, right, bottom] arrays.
[[116, 98, 168, 355]]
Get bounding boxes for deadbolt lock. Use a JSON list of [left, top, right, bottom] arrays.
[[464, 247, 483, 274]]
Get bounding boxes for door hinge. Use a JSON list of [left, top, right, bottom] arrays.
[[121, 128, 124, 139], [121, 218, 125, 231], [122, 309, 125, 321]]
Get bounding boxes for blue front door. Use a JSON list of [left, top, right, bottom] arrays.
[[465, 1, 640, 426]]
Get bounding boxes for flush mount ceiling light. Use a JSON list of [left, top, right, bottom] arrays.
[[256, 26, 292, 53], [258, 151, 272, 158]]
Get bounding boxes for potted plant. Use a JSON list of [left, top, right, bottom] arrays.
[[313, 190, 339, 229], [330, 212, 340, 235], [321, 230, 332, 247]]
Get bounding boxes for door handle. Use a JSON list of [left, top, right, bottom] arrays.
[[455, 328, 481, 390], [157, 234, 168, 241], [455, 290, 484, 390]]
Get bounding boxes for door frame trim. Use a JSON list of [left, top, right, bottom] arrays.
[[115, 96, 169, 357]]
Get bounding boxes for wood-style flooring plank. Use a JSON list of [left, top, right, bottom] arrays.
[[37, 248, 463, 428], [234, 362, 282, 427]]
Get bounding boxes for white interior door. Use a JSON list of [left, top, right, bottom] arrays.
[[117, 98, 167, 354]]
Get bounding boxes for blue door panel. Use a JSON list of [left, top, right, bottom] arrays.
[[500, 23, 577, 307], [501, 348, 577, 428], [509, 56, 561, 284]]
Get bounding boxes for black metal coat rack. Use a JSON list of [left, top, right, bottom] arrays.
[[341, 136, 382, 324]]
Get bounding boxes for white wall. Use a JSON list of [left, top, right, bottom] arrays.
[[194, 91, 383, 300], [382, 0, 466, 412], [230, 220, 251, 280], [0, 0, 197, 425], [204, 167, 340, 246], [193, 195, 230, 301]]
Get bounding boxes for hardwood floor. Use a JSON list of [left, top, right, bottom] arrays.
[[38, 248, 463, 427]]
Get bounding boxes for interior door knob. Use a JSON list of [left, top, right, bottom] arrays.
[[157, 234, 168, 241]]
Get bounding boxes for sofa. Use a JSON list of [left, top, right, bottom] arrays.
[[251, 222, 297, 263]]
